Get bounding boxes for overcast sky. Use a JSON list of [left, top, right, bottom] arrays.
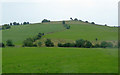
[[0, 0, 119, 26]]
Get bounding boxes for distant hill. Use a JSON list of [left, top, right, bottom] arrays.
[[1, 20, 118, 46]]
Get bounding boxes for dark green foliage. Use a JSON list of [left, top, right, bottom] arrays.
[[0, 43, 5, 47], [96, 38, 98, 41], [105, 24, 107, 26], [13, 22, 17, 25], [85, 21, 89, 23], [23, 39, 34, 47], [76, 39, 86, 47], [107, 42, 113, 48], [10, 23, 12, 26], [2, 24, 11, 30], [74, 18, 78, 21], [6, 40, 14, 47], [85, 41, 92, 48], [94, 44, 100, 48], [62, 21, 65, 24], [58, 43, 75, 47], [45, 39, 54, 47], [42, 19, 50, 23], [38, 42, 42, 47], [70, 17, 73, 20], [23, 22, 27, 25], [91, 22, 95, 24], [63, 24, 70, 29], [101, 41, 108, 48]]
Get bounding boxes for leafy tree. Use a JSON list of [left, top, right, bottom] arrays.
[[2, 24, 11, 30], [23, 22, 27, 25], [45, 39, 54, 47], [85, 41, 92, 48], [70, 17, 73, 20], [75, 39, 86, 47], [58, 43, 63, 47], [6, 40, 14, 47], [91, 22, 95, 24], [42, 19, 50, 23], [38, 42, 42, 47], [105, 24, 107, 26], [85, 21, 88, 23], [107, 42, 113, 48], [101, 41, 108, 48], [62, 21, 65, 24], [74, 18, 78, 21], [94, 44, 100, 48], [13, 22, 17, 25], [10, 23, 12, 25], [96, 38, 98, 41]]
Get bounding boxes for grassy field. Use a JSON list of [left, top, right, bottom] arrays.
[[43, 21, 118, 42], [2, 23, 65, 45], [2, 47, 118, 73]]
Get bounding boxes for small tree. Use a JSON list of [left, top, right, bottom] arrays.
[[6, 40, 14, 47], [13, 22, 17, 25], [42, 19, 50, 23], [101, 41, 108, 48], [85, 21, 88, 23], [45, 39, 54, 47], [75, 39, 86, 47], [96, 38, 98, 42], [91, 22, 95, 24], [85, 41, 92, 48], [74, 18, 78, 21], [62, 21, 65, 24], [70, 17, 73, 20], [58, 43, 63, 47], [10, 23, 12, 26], [38, 42, 42, 47]]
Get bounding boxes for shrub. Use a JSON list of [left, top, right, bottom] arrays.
[[58, 43, 63, 47], [23, 40, 33, 47], [45, 39, 54, 47], [100, 41, 108, 48], [2, 24, 11, 30], [85, 41, 92, 48], [6, 40, 14, 47], [91, 22, 95, 24], [62, 21, 65, 24], [75, 39, 86, 47], [38, 42, 42, 47], [42, 19, 50, 23], [94, 44, 100, 48], [107, 42, 113, 48], [74, 18, 78, 21], [85, 21, 88, 23]]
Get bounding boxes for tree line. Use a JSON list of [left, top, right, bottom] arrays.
[[1, 38, 118, 48]]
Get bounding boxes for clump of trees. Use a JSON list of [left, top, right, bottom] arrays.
[[6, 40, 14, 47], [58, 39, 114, 48], [2, 24, 11, 30], [42, 19, 50, 23], [45, 39, 54, 47], [23, 33, 44, 47]]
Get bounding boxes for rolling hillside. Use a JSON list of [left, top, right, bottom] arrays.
[[2, 21, 118, 46]]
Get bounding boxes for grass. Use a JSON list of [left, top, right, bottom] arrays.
[[2, 23, 65, 45], [2, 47, 118, 73], [43, 21, 118, 42]]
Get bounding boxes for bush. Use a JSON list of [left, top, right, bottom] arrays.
[[23, 39, 34, 47], [107, 42, 113, 48], [101, 41, 108, 48], [38, 42, 42, 47], [2, 24, 11, 30], [94, 44, 100, 48], [62, 21, 65, 24], [76, 39, 86, 47], [45, 39, 54, 47], [74, 18, 78, 21], [42, 19, 50, 23], [58, 43, 63, 47], [6, 40, 14, 47], [85, 41, 92, 48], [0, 43, 5, 47], [91, 22, 95, 24], [85, 21, 88, 23]]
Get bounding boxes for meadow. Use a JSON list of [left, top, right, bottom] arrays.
[[1, 21, 118, 73], [2, 47, 118, 73], [2, 23, 65, 45]]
